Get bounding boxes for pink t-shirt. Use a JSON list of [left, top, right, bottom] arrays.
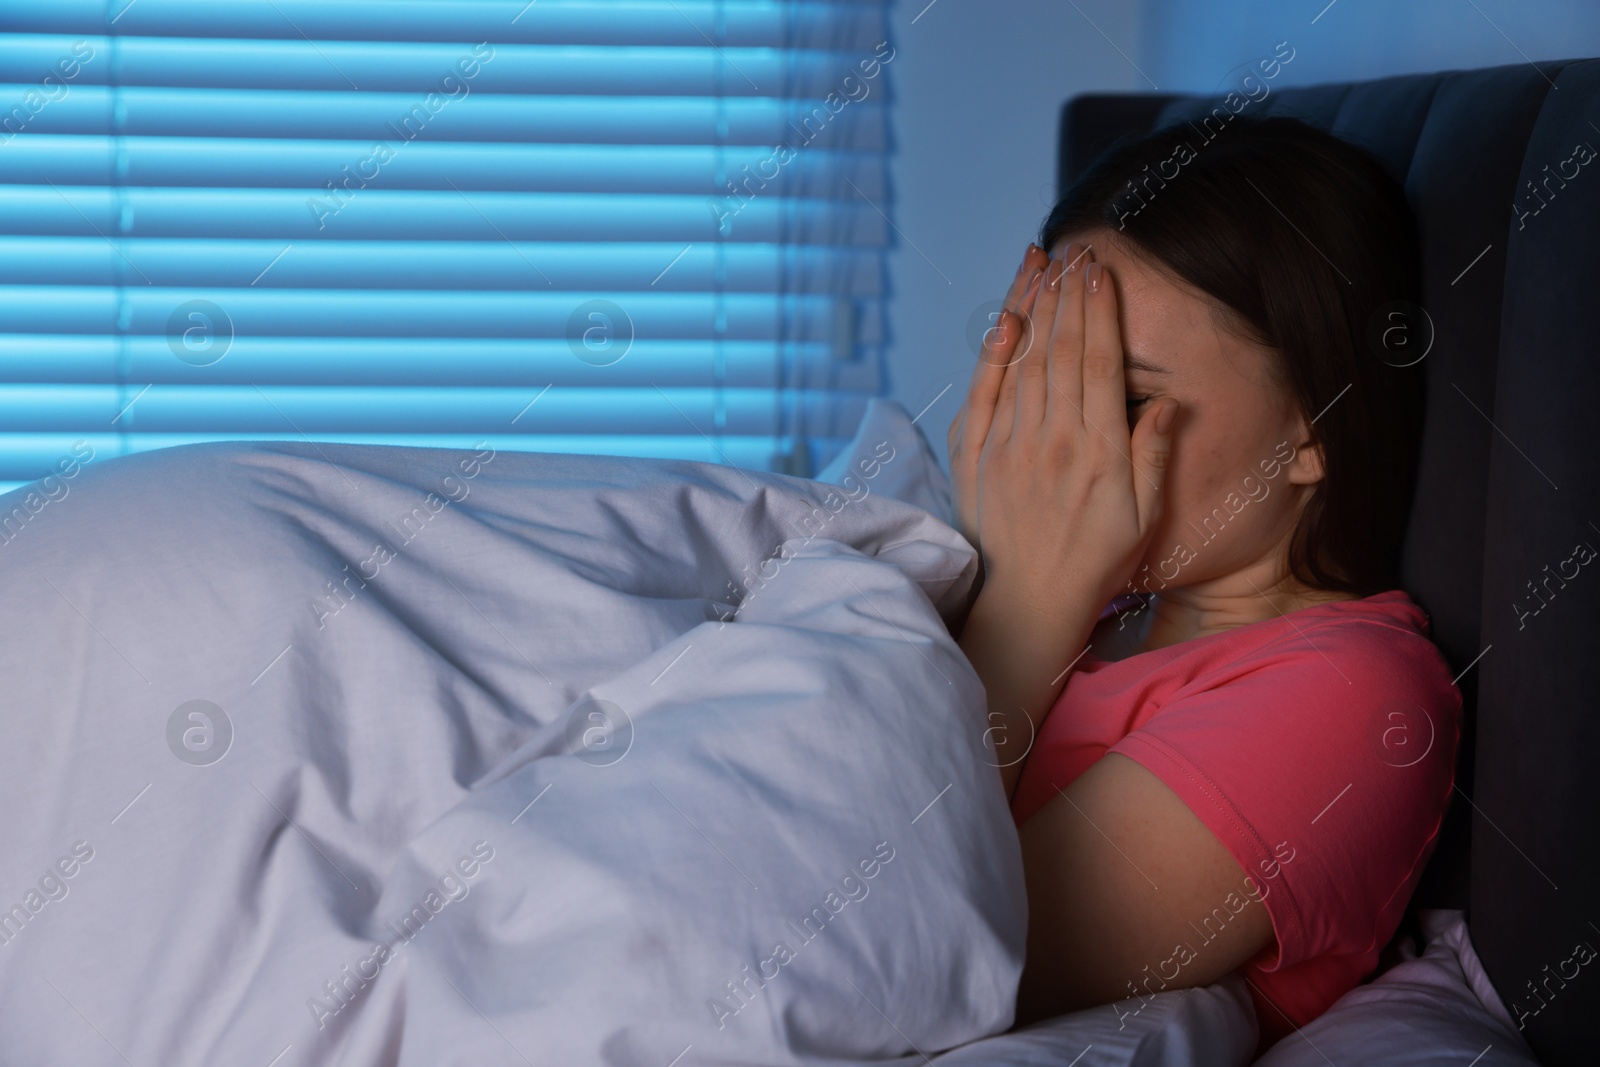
[[1008, 589, 1462, 1045]]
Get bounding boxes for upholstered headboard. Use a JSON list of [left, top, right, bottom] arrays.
[[1057, 59, 1600, 1066]]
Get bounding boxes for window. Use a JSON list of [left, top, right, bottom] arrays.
[[0, 0, 892, 494]]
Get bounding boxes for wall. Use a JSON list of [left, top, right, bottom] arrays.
[[1142, 0, 1600, 91]]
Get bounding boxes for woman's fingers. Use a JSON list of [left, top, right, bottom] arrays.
[[950, 245, 1040, 483], [991, 267, 1043, 444], [954, 245, 1048, 450], [1044, 241, 1093, 428], [1003, 242, 1051, 349], [1080, 258, 1131, 453], [980, 244, 1049, 379], [1015, 254, 1065, 431]]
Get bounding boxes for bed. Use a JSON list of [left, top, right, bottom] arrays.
[[0, 393, 1545, 1067], [2, 54, 1594, 1067]]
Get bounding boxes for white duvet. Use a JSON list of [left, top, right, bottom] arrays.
[[0, 399, 1256, 1067]]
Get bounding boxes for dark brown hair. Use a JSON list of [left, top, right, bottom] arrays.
[[1040, 114, 1425, 596]]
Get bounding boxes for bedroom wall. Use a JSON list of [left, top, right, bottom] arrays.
[[883, 0, 1600, 470], [1140, 0, 1600, 92]]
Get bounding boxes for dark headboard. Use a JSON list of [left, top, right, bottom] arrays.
[[1058, 60, 1600, 1066]]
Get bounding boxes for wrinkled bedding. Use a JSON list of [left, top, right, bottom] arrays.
[[0, 400, 1258, 1067], [1253, 910, 1540, 1067]]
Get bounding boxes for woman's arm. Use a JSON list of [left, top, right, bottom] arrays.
[[958, 569, 1098, 800], [1011, 751, 1275, 1027], [948, 242, 1052, 562]]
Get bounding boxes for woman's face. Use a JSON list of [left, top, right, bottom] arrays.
[[1049, 227, 1324, 594]]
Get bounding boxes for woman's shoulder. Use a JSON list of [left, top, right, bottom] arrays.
[[1265, 587, 1433, 640], [1257, 588, 1460, 702], [1121, 586, 1461, 800], [1300, 587, 1432, 630]]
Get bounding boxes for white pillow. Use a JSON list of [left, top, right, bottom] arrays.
[[815, 397, 956, 526], [1253, 910, 1540, 1066]]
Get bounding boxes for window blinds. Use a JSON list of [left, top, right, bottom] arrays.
[[0, 0, 892, 495]]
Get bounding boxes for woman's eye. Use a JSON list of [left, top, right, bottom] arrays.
[[1125, 396, 1149, 409]]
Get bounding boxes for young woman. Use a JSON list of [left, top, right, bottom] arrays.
[[947, 116, 1461, 1056]]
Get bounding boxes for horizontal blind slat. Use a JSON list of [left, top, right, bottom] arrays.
[[0, 238, 886, 295], [7, 1, 887, 48], [0, 187, 890, 244], [0, 335, 852, 387], [0, 287, 873, 341], [2, 87, 888, 147], [1, 37, 897, 97], [0, 384, 871, 435], [0, 137, 890, 199]]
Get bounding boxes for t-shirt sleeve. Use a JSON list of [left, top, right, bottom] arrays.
[[1106, 617, 1462, 977]]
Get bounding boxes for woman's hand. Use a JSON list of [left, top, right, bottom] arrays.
[[948, 242, 1051, 558], [956, 239, 1179, 796], [973, 241, 1179, 623]]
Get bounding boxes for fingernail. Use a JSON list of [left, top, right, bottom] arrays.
[[1085, 262, 1103, 294], [1062, 242, 1084, 273], [1045, 257, 1067, 291], [990, 307, 1012, 346], [1155, 399, 1178, 434], [1022, 269, 1044, 303]]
